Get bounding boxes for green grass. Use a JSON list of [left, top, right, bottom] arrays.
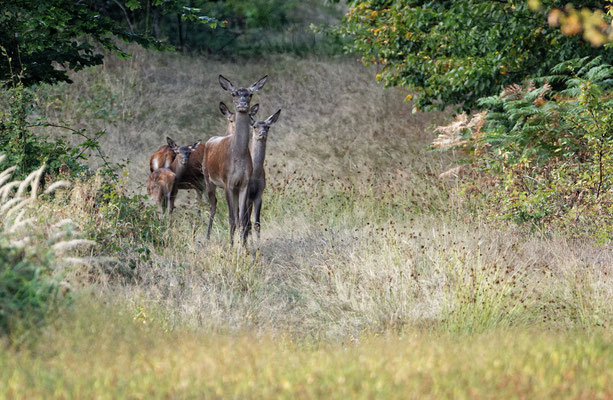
[[1, 300, 611, 399]]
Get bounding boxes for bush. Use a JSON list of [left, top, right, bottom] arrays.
[[336, 0, 610, 111], [0, 239, 61, 335], [0, 78, 121, 181], [435, 57, 613, 237], [0, 160, 91, 338]]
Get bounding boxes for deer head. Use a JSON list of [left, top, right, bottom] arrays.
[[219, 102, 259, 132], [166, 137, 200, 166], [251, 109, 281, 142], [219, 75, 268, 113]]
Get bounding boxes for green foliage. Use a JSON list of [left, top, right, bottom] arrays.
[[0, 239, 62, 336], [0, 78, 117, 179], [449, 56, 613, 235], [337, 0, 611, 111], [0, 0, 176, 86], [81, 180, 170, 256], [154, 0, 343, 55]]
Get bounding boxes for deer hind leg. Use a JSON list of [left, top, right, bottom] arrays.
[[254, 194, 263, 240], [206, 186, 217, 240], [166, 192, 173, 214]]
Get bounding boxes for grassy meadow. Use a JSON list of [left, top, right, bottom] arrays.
[[1, 48, 613, 398]]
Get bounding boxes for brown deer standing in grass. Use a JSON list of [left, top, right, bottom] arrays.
[[148, 105, 258, 201], [246, 109, 281, 239], [203, 74, 268, 245], [146, 139, 200, 213]]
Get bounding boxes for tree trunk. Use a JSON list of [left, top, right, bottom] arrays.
[[152, 7, 161, 38], [177, 13, 184, 52]]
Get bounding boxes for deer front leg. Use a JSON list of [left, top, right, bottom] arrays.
[[245, 198, 253, 241], [238, 186, 250, 246], [169, 189, 178, 214], [253, 193, 263, 240], [226, 188, 239, 245], [206, 186, 217, 240]]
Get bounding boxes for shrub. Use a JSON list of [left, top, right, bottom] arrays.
[[0, 159, 93, 337], [435, 57, 613, 237]]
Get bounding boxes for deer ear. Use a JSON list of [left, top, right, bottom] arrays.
[[266, 109, 281, 125], [219, 102, 233, 119], [219, 75, 236, 92], [249, 117, 256, 127], [248, 75, 268, 92], [191, 141, 201, 150], [166, 136, 177, 149], [249, 103, 259, 117]]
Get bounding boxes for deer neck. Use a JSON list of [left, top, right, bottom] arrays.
[[251, 140, 267, 177], [231, 111, 251, 157], [172, 157, 188, 182], [225, 121, 234, 136]]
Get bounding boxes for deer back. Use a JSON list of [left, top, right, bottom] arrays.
[[149, 145, 175, 172], [147, 168, 175, 201]]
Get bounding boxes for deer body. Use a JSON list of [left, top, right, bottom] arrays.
[[247, 110, 281, 239], [150, 145, 174, 172], [148, 103, 257, 200], [203, 74, 267, 245], [146, 139, 200, 213], [146, 168, 175, 212]]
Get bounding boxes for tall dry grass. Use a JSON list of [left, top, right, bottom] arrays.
[[1, 46, 612, 399], [29, 49, 613, 340]]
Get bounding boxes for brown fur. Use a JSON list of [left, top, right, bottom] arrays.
[[246, 109, 281, 239], [146, 168, 175, 212], [149, 145, 175, 172], [203, 75, 268, 245], [146, 139, 200, 213]]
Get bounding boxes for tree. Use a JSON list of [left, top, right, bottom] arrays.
[[337, 1, 612, 111], [0, 0, 218, 86], [541, 0, 613, 46]]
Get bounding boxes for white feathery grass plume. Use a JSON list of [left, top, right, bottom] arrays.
[[1, 181, 21, 203], [16, 168, 37, 198], [30, 164, 46, 199], [14, 208, 25, 222], [4, 198, 33, 220], [8, 217, 35, 233], [1, 197, 23, 213], [0, 166, 17, 188], [44, 180, 71, 194], [0, 164, 17, 179], [53, 239, 96, 254], [0, 174, 14, 191], [53, 219, 75, 228], [10, 237, 31, 248], [61, 257, 93, 266]]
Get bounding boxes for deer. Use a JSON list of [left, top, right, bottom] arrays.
[[148, 104, 258, 200], [146, 139, 200, 213], [246, 109, 281, 240], [203, 74, 268, 245]]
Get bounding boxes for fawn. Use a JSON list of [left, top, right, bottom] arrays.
[[146, 139, 200, 213]]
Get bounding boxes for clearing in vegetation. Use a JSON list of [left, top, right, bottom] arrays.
[[1, 49, 612, 398]]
